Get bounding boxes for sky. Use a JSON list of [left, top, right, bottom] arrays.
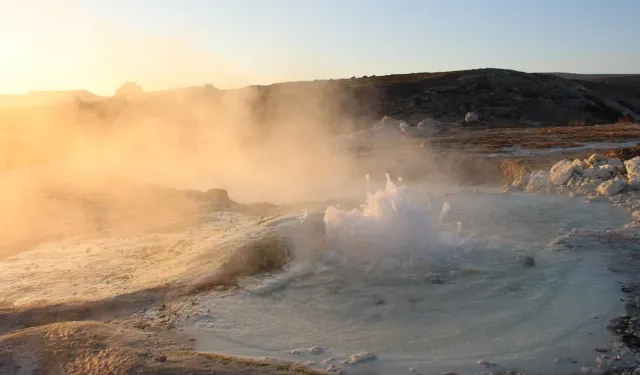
[[0, 0, 639, 95]]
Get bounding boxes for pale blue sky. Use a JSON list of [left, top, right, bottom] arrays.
[[1, 0, 639, 94]]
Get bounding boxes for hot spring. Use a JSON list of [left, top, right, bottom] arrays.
[[174, 176, 632, 375], [0, 173, 633, 375]]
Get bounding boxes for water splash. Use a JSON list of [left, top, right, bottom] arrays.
[[323, 174, 457, 273]]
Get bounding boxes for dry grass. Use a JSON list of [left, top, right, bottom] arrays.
[[500, 159, 532, 184]]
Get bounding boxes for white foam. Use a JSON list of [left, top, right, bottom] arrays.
[[322, 174, 455, 274]]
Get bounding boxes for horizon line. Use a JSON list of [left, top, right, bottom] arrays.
[[1, 68, 640, 97]]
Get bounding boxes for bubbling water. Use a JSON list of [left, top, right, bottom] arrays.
[[245, 174, 461, 293], [321, 174, 460, 276]]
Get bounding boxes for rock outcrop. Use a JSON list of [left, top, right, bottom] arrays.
[[505, 153, 637, 198], [337, 68, 640, 126]]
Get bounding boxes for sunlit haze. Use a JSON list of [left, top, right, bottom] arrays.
[[1, 0, 639, 95]]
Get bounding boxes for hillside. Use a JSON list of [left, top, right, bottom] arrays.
[[2, 68, 640, 129]]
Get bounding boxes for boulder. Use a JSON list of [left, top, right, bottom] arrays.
[[596, 179, 626, 196], [588, 153, 608, 164], [598, 164, 617, 176], [596, 167, 613, 180], [414, 117, 445, 136], [550, 159, 575, 185], [625, 157, 640, 177], [608, 158, 624, 166], [582, 167, 597, 178], [625, 157, 640, 189], [512, 173, 530, 189], [571, 159, 585, 175], [465, 112, 480, 123], [525, 170, 549, 192], [596, 164, 618, 181]]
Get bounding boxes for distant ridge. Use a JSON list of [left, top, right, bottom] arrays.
[[547, 73, 640, 80]]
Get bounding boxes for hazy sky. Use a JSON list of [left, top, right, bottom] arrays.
[[1, 0, 639, 95]]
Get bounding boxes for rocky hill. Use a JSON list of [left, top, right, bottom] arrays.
[[2, 68, 640, 131], [315, 68, 640, 126], [178, 68, 640, 127]]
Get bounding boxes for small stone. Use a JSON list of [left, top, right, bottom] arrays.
[[477, 359, 496, 367], [346, 352, 377, 364], [375, 299, 386, 306], [621, 286, 634, 293], [518, 256, 536, 268], [595, 348, 609, 353], [326, 365, 346, 374], [154, 355, 167, 362], [426, 273, 447, 284], [465, 112, 480, 123], [309, 346, 325, 355]]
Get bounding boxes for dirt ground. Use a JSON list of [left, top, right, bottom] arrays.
[[431, 123, 640, 153]]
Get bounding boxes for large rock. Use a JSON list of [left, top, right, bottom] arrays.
[[625, 157, 640, 189], [608, 158, 624, 166], [625, 157, 640, 177], [596, 164, 616, 180], [599, 164, 617, 174], [582, 167, 597, 178], [588, 153, 608, 164], [571, 159, 585, 175], [550, 159, 575, 185], [575, 180, 601, 196], [415, 117, 445, 136], [596, 179, 626, 196], [512, 173, 530, 189], [525, 170, 549, 192], [465, 112, 479, 123]]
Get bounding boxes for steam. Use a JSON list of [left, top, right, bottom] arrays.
[[0, 4, 455, 258]]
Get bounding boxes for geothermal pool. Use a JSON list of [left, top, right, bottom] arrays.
[[175, 180, 632, 375], [0, 177, 634, 375]]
